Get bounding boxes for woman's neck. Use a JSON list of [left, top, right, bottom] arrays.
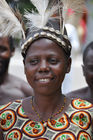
[[35, 94, 62, 109], [32, 91, 66, 120]]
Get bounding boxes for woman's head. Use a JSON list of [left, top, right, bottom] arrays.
[[21, 16, 72, 59], [21, 2, 72, 94], [24, 38, 71, 95]]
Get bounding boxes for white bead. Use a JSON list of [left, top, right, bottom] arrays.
[[63, 35, 68, 39], [43, 27, 49, 30], [62, 41, 65, 46], [34, 33, 39, 37], [51, 35, 56, 39], [49, 28, 55, 32], [46, 33, 52, 37], [55, 30, 60, 34], [56, 38, 62, 43], [40, 32, 46, 35], [27, 37, 33, 43]]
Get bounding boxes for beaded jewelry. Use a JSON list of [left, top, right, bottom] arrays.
[[31, 96, 66, 125]]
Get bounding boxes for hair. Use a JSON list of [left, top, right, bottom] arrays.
[[83, 41, 93, 64]]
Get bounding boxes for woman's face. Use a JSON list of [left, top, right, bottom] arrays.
[[24, 38, 71, 95]]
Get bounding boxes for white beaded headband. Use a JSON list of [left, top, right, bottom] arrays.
[[21, 27, 72, 57]]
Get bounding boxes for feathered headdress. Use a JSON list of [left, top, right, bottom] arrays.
[[0, 0, 25, 39], [0, 0, 86, 57], [24, 0, 60, 32]]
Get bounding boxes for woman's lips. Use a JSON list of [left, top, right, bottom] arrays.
[[35, 76, 55, 83], [38, 78, 50, 82]]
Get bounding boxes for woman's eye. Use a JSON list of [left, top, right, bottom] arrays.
[[49, 58, 58, 64], [30, 59, 39, 65]]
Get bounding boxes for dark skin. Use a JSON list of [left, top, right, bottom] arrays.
[[22, 38, 71, 122], [66, 49, 93, 104], [0, 37, 34, 105]]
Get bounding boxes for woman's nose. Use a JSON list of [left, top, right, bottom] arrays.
[[38, 60, 50, 72]]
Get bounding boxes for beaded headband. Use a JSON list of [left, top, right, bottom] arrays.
[[0, 0, 85, 58], [21, 26, 72, 58]]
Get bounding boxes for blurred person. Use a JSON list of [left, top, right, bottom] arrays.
[[66, 42, 93, 104], [0, 35, 34, 105]]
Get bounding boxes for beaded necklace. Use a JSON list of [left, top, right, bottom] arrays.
[[31, 96, 66, 124]]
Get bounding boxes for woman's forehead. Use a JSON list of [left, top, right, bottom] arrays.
[[27, 38, 64, 52], [25, 38, 66, 59], [30, 38, 58, 47], [22, 28, 72, 58]]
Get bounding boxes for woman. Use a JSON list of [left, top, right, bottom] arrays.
[[0, 0, 93, 139], [0, 31, 93, 140]]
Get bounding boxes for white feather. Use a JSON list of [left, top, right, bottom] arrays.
[[0, 0, 25, 39], [30, 0, 49, 27], [30, 0, 49, 15], [25, 0, 59, 31]]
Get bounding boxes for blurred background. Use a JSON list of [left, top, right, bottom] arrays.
[[7, 0, 93, 94]]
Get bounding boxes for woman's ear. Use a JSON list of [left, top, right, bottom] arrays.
[[66, 57, 72, 73]]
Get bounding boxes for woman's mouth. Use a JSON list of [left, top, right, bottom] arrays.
[[39, 78, 50, 82]]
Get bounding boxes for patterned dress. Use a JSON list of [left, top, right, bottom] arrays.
[[0, 98, 93, 140]]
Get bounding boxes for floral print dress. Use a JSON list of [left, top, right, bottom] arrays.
[[0, 98, 93, 140]]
